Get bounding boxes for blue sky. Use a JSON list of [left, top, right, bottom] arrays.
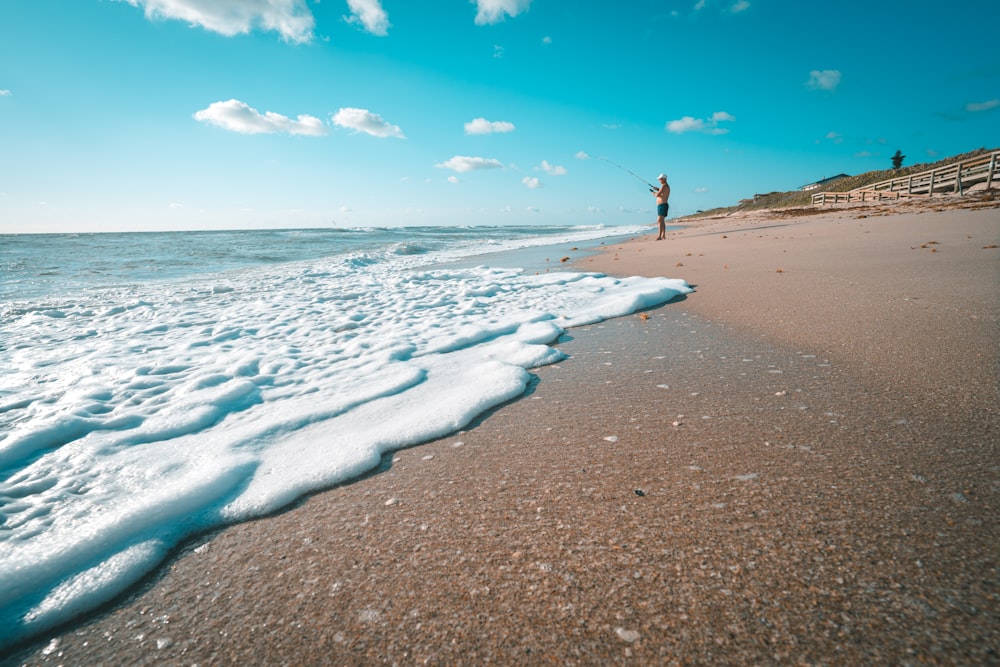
[[1, 0, 997, 233]]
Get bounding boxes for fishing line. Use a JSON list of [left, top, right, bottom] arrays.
[[596, 156, 658, 190]]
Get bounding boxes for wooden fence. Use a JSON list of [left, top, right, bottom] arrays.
[[812, 150, 999, 205]]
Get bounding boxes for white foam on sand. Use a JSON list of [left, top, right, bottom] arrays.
[[0, 255, 689, 647]]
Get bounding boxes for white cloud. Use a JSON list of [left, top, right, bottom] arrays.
[[120, 0, 315, 43], [538, 160, 567, 175], [522, 176, 543, 188], [967, 99, 999, 113], [575, 151, 591, 160], [436, 156, 504, 172], [331, 107, 405, 138], [0, 89, 11, 97], [169, 202, 183, 209], [194, 99, 327, 135], [473, 0, 533, 25], [542, 36, 552, 44], [807, 69, 842, 91], [692, 0, 749, 15], [465, 117, 516, 134], [448, 176, 461, 184], [667, 116, 703, 133], [666, 111, 734, 135], [345, 0, 390, 36]]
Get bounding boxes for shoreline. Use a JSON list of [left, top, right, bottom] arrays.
[[581, 199, 999, 397], [5, 199, 998, 665]]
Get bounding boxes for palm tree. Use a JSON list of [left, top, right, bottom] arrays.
[[891, 150, 906, 170]]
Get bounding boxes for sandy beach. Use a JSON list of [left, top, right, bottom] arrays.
[[4, 197, 998, 666]]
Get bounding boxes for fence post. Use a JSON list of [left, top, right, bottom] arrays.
[[987, 152, 997, 190], [928, 170, 936, 195], [907, 175, 913, 194], [955, 162, 963, 194]]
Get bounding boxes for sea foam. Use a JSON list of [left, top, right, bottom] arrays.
[[0, 227, 690, 648]]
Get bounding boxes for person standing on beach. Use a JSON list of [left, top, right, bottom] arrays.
[[652, 173, 670, 240]]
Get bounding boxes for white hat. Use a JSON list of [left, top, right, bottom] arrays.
[[657, 173, 667, 180]]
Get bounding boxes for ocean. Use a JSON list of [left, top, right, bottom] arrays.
[[0, 224, 690, 648]]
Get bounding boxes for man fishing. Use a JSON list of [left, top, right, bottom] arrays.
[[596, 158, 671, 238], [652, 173, 670, 240]]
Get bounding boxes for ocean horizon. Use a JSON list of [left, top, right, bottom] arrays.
[[0, 223, 690, 649]]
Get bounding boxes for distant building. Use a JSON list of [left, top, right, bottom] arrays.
[[800, 174, 850, 191]]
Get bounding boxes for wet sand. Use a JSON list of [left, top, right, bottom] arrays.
[[5, 198, 999, 666]]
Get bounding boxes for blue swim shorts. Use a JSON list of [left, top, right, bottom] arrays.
[[657, 203, 669, 217]]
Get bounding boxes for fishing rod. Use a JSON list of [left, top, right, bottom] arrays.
[[597, 156, 658, 191]]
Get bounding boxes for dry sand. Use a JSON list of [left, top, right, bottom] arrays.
[[4, 198, 999, 666]]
